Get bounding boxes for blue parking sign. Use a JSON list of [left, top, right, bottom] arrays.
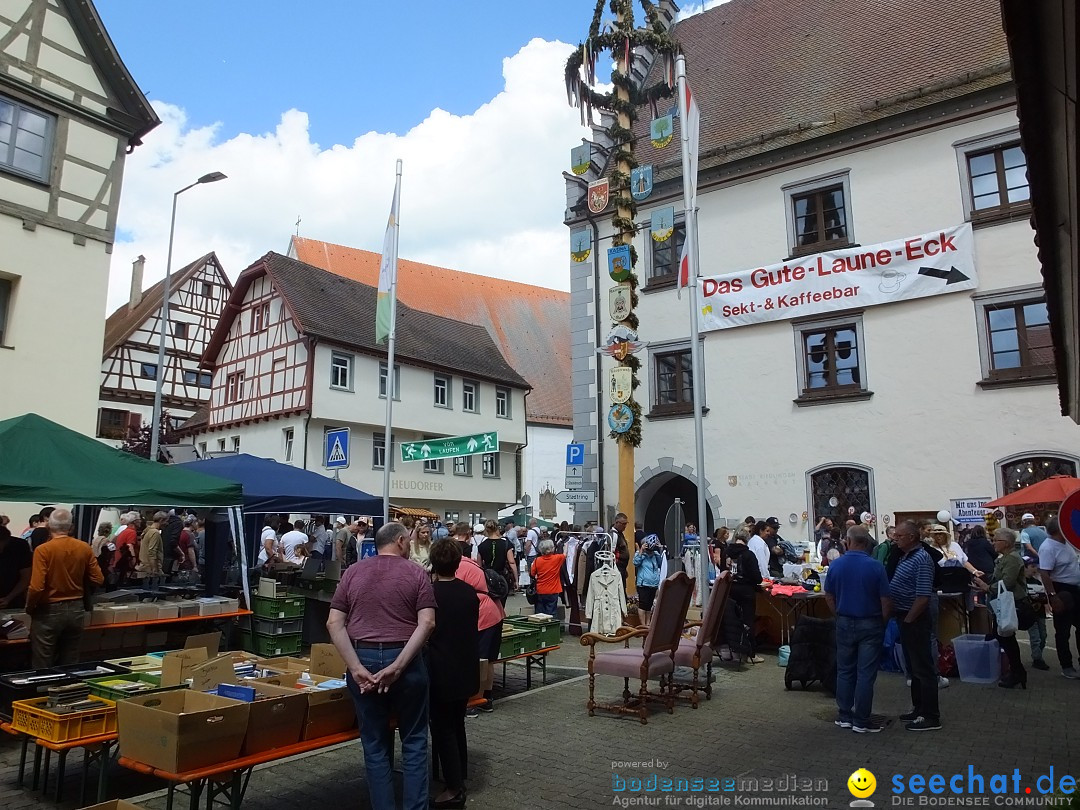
[[325, 428, 350, 469], [566, 443, 585, 466]]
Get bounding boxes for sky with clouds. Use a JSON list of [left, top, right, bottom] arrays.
[[95, 0, 728, 313]]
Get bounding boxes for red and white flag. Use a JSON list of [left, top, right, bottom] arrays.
[[678, 77, 700, 299]]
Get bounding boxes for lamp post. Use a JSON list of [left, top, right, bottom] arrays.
[[149, 171, 227, 462]]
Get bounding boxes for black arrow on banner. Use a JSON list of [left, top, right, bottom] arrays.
[[918, 265, 969, 285]]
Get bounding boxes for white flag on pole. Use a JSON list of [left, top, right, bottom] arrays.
[[375, 173, 401, 344], [677, 77, 700, 300]]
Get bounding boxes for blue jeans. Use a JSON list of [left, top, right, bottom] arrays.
[[834, 615, 885, 727], [1028, 616, 1047, 662], [535, 593, 560, 616], [347, 646, 430, 810]]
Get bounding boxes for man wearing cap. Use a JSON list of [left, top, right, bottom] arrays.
[[1037, 517, 1080, 679], [1019, 513, 1047, 561], [332, 517, 348, 562]]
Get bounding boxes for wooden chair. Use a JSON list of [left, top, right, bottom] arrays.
[[668, 571, 732, 707], [580, 571, 694, 724]]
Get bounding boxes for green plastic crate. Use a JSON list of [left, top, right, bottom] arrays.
[[242, 632, 303, 657], [85, 673, 185, 702], [505, 617, 560, 648], [252, 594, 306, 620], [498, 628, 542, 659]]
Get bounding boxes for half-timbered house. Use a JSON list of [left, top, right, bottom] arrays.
[[289, 236, 575, 523], [97, 252, 231, 444], [184, 252, 531, 521], [0, 0, 158, 438]]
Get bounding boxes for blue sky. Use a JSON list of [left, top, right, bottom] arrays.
[[96, 0, 590, 146]]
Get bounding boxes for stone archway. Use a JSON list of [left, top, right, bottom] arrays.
[[635, 459, 722, 545]]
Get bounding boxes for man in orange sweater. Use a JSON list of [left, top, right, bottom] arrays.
[[26, 508, 104, 667]]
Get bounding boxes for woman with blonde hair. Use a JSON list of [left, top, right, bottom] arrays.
[[410, 522, 433, 570]]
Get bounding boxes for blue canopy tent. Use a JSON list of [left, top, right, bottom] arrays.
[[178, 454, 382, 515]]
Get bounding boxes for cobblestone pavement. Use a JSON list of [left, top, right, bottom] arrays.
[[2, 625, 1077, 810]]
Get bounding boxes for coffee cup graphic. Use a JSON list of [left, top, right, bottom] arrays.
[[878, 269, 906, 293]]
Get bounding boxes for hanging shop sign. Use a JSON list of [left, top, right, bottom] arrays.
[[588, 178, 610, 213], [599, 325, 644, 360], [607, 403, 634, 433], [951, 497, 992, 525], [609, 367, 632, 404], [570, 228, 592, 263], [607, 244, 631, 282], [697, 223, 978, 332], [650, 206, 675, 243], [608, 283, 632, 322], [630, 165, 654, 200]]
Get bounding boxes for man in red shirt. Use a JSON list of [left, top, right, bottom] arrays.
[[113, 512, 139, 584]]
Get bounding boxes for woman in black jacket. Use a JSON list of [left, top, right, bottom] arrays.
[[962, 524, 996, 586], [427, 540, 479, 809], [723, 528, 764, 665]]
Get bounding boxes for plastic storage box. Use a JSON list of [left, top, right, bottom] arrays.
[[0, 670, 78, 718], [952, 634, 1001, 684], [252, 595, 305, 620], [11, 696, 117, 742], [252, 617, 304, 636], [86, 672, 186, 702], [243, 632, 303, 657]]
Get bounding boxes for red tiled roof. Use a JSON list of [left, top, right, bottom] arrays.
[[291, 237, 572, 425], [633, 0, 1012, 177]]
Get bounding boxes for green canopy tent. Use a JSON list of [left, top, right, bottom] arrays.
[[0, 413, 249, 602]]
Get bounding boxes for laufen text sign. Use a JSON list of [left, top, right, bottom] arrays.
[[698, 224, 977, 331]]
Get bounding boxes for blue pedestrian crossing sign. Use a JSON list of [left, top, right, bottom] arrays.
[[325, 428, 350, 470]]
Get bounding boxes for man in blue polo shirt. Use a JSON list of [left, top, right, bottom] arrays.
[[824, 525, 891, 733], [890, 520, 940, 732]]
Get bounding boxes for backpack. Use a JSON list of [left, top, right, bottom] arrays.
[[480, 539, 510, 600]]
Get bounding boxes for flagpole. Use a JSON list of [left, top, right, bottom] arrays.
[[676, 55, 711, 610], [381, 159, 403, 526]]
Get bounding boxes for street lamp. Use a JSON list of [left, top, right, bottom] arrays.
[[149, 171, 228, 462]]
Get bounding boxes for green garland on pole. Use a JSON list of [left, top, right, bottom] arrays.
[[565, 0, 678, 446]]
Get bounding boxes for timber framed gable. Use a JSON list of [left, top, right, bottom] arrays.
[[0, 0, 158, 244]]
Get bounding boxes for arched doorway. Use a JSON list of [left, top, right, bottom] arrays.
[[635, 471, 714, 556], [808, 463, 875, 529], [996, 452, 1079, 526]]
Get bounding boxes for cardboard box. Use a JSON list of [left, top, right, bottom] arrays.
[[195, 598, 221, 617], [309, 644, 346, 678], [239, 682, 307, 755], [116, 690, 250, 774], [91, 609, 117, 626], [135, 604, 160, 622], [258, 656, 310, 673], [249, 671, 355, 740], [110, 605, 139, 623], [184, 632, 222, 658], [173, 601, 201, 618], [155, 604, 179, 620]]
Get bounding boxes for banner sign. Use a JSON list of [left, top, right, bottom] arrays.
[[698, 224, 977, 331], [951, 497, 992, 525]]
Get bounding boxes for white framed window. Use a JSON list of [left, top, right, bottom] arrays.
[[217, 438, 226, 451], [184, 370, 213, 387], [955, 129, 1031, 225], [643, 216, 686, 288], [495, 387, 510, 419], [462, 381, 478, 413], [424, 456, 444, 474], [283, 428, 294, 462], [250, 302, 270, 334], [792, 313, 871, 406], [373, 432, 395, 470], [379, 362, 401, 399], [453, 456, 471, 476], [231, 436, 241, 452], [226, 371, 245, 403], [973, 285, 1055, 387], [96, 408, 128, 440], [140, 362, 158, 380], [330, 352, 353, 390], [197, 441, 207, 457], [434, 374, 450, 408], [482, 453, 499, 478], [201, 282, 213, 298], [0, 94, 55, 182], [783, 171, 853, 257]]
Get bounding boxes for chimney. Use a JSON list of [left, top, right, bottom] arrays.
[[129, 255, 145, 310]]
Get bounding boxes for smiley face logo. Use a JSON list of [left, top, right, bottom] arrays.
[[848, 768, 877, 799]]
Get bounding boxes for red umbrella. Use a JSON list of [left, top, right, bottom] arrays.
[[984, 475, 1080, 508]]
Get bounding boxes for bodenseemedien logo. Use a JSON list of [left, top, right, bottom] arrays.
[[848, 768, 877, 808]]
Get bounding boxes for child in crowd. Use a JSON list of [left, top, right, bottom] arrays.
[[1023, 556, 1049, 670]]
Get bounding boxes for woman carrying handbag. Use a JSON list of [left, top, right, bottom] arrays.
[[974, 527, 1033, 689]]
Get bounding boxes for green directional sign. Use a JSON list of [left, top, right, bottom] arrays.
[[400, 431, 499, 462]]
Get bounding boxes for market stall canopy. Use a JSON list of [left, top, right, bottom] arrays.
[[0, 413, 242, 506], [178, 453, 381, 515], [984, 475, 1080, 508]]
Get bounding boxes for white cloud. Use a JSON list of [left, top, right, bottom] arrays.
[[676, 0, 732, 19], [106, 38, 588, 312]]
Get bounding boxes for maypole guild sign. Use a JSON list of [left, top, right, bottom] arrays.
[[570, 228, 591, 263], [697, 224, 978, 332], [588, 178, 610, 213], [630, 165, 653, 200], [609, 367, 632, 404], [608, 244, 631, 282], [608, 284, 632, 321]]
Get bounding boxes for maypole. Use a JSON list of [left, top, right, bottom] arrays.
[[565, 0, 679, 543]]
